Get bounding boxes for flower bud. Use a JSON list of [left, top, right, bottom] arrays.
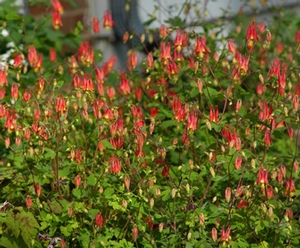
[[149, 198, 154, 209], [124, 177, 130, 191], [122, 199, 128, 209], [34, 182, 42, 196], [74, 174, 81, 187], [199, 213, 205, 226], [156, 189, 161, 196], [236, 99, 242, 112], [68, 207, 73, 217], [95, 212, 104, 227], [132, 226, 138, 240], [211, 228, 218, 242], [26, 195, 32, 208], [225, 187, 231, 203]]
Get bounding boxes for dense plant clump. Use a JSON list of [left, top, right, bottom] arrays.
[[0, 0, 300, 247]]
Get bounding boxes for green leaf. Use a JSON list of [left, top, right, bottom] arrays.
[[101, 139, 113, 149], [58, 166, 70, 178], [5, 12, 21, 20], [190, 88, 199, 98], [0, 235, 18, 248], [104, 188, 114, 199], [60, 225, 71, 237], [44, 148, 56, 159], [87, 174, 97, 186], [158, 107, 174, 119], [15, 211, 39, 248], [6, 211, 20, 238], [73, 187, 82, 198], [161, 120, 176, 128], [237, 105, 247, 117]]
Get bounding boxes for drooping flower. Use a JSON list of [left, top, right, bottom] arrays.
[[103, 10, 115, 30], [256, 167, 269, 188], [219, 226, 231, 244], [95, 212, 104, 227], [194, 36, 210, 59], [109, 156, 122, 174], [93, 17, 100, 34], [51, 0, 63, 14], [246, 22, 259, 50], [49, 47, 56, 62], [174, 29, 188, 51], [52, 11, 63, 30]]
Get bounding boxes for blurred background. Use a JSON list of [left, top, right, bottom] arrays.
[[2, 0, 300, 70]]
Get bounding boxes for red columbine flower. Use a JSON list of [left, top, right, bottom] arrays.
[[78, 41, 94, 67], [103, 10, 115, 30], [166, 60, 178, 77], [227, 39, 236, 54], [278, 69, 286, 92], [93, 17, 100, 33], [269, 57, 280, 79], [147, 52, 154, 69], [235, 156, 242, 170], [159, 24, 169, 39], [160, 42, 171, 64], [28, 45, 38, 66], [194, 36, 210, 59], [174, 29, 188, 51], [219, 226, 231, 244], [109, 156, 122, 174], [119, 71, 130, 95], [209, 105, 218, 123], [0, 69, 8, 87], [264, 129, 272, 146], [0, 88, 5, 99], [174, 104, 187, 122], [258, 102, 273, 122], [82, 74, 94, 91], [127, 51, 138, 71], [106, 86, 115, 100], [131, 105, 143, 119], [238, 55, 250, 76], [74, 174, 81, 187], [52, 11, 63, 30], [95, 212, 104, 227], [246, 21, 259, 50], [150, 107, 159, 118], [134, 87, 143, 101], [186, 111, 198, 132], [51, 0, 63, 14], [11, 83, 19, 101], [49, 47, 56, 62], [285, 178, 296, 196], [174, 50, 184, 62], [34, 107, 41, 121], [256, 167, 269, 188], [14, 54, 23, 68], [69, 56, 78, 74], [0, 105, 6, 118], [26, 195, 32, 208], [34, 182, 42, 196], [106, 55, 117, 72], [256, 82, 266, 95], [55, 94, 66, 113], [162, 165, 170, 177]]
